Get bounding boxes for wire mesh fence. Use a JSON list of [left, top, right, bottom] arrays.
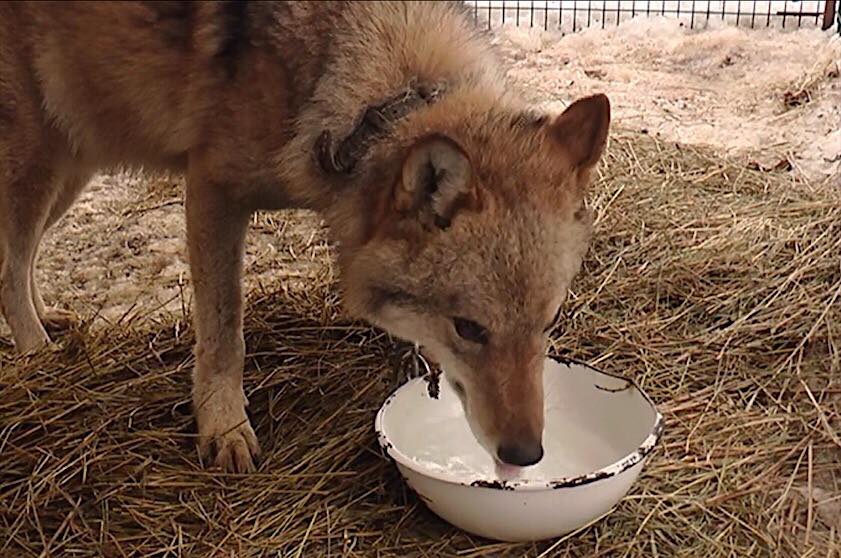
[[466, 1, 838, 32]]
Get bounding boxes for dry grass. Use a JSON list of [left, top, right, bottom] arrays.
[[1, 132, 840, 557]]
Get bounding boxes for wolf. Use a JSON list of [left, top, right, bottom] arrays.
[[0, 1, 610, 472]]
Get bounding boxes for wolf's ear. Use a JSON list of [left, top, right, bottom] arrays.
[[549, 94, 610, 170], [394, 135, 476, 229]]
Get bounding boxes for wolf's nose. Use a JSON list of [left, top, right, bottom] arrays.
[[497, 440, 544, 467]]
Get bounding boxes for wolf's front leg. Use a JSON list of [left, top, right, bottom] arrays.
[[186, 172, 259, 472]]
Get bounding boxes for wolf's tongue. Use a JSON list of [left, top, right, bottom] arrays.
[[494, 461, 522, 480]]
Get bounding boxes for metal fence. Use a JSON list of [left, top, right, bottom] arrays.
[[466, 1, 839, 32]]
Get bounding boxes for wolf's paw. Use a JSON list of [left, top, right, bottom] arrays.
[[15, 330, 51, 354], [41, 307, 79, 334], [195, 387, 260, 473]]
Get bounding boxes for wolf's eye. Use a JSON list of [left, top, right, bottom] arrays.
[[453, 317, 489, 345], [544, 307, 562, 333]]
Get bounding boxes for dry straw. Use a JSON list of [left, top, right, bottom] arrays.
[[1, 132, 839, 557]]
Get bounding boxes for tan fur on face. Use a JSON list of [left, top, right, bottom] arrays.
[[343, 192, 594, 456], [341, 97, 607, 458]]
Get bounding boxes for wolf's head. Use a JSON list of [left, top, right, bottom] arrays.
[[338, 93, 610, 467]]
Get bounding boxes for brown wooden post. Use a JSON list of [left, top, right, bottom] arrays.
[[823, 0, 838, 30]]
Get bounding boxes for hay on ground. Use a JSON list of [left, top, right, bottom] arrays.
[[1, 132, 840, 557]]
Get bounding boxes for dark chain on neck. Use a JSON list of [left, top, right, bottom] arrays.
[[316, 82, 446, 175], [389, 340, 442, 399]]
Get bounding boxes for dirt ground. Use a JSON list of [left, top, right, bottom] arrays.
[[9, 176, 330, 340]]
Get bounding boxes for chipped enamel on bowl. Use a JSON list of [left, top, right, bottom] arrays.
[[375, 357, 664, 542]]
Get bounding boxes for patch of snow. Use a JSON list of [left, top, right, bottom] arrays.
[[498, 16, 841, 183]]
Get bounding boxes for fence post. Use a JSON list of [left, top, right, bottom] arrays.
[[822, 0, 837, 30]]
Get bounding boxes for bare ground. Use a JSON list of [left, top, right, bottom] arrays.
[[499, 18, 841, 184]]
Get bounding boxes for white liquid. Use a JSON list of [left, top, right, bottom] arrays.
[[403, 410, 617, 482]]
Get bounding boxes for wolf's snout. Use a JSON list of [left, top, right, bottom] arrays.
[[497, 439, 544, 467]]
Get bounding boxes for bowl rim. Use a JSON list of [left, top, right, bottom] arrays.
[[374, 354, 664, 491]]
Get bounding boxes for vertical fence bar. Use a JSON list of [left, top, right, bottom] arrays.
[[558, 0, 562, 31], [558, 2, 566, 34], [736, 0, 741, 26], [573, 1, 577, 32], [751, 0, 757, 28], [823, 0, 837, 29], [544, 0, 549, 31]]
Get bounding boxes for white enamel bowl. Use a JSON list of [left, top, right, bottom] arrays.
[[375, 357, 663, 542]]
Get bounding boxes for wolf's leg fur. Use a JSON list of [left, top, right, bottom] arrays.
[[0, 42, 82, 351], [30, 171, 90, 332], [186, 169, 259, 473], [0, 164, 55, 352]]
